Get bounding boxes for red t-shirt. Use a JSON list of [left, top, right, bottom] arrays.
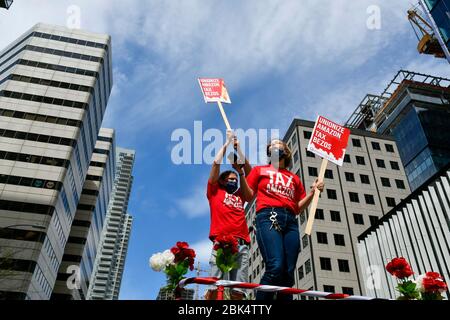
[[246, 165, 307, 215], [207, 180, 250, 243]]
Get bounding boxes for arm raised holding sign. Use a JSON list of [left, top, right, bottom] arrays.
[[238, 139, 324, 301]]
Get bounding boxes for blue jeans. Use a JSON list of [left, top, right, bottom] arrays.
[[255, 207, 300, 301]]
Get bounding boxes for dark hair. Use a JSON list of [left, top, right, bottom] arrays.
[[219, 170, 237, 183], [266, 139, 292, 168]]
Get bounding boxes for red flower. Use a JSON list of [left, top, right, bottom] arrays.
[[170, 241, 196, 271], [421, 272, 448, 293], [214, 234, 239, 254], [386, 257, 414, 279]]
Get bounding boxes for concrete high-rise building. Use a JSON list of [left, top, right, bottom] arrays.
[[346, 70, 450, 192], [245, 119, 411, 299], [51, 128, 115, 300], [0, 23, 112, 299], [358, 163, 450, 300], [156, 287, 194, 300], [87, 148, 135, 300]]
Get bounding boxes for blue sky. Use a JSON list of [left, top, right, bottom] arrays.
[[1, 0, 450, 300]]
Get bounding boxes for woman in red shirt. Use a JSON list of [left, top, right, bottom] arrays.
[[240, 139, 324, 300]]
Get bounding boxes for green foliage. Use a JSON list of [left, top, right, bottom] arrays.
[[396, 280, 420, 300], [216, 248, 238, 274], [164, 259, 189, 291]]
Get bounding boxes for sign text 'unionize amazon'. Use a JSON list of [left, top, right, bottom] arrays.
[[198, 78, 231, 104], [307, 116, 350, 166]]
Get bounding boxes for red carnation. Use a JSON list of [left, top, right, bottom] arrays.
[[386, 257, 414, 279], [214, 234, 239, 254], [420, 272, 448, 293], [170, 241, 196, 270]]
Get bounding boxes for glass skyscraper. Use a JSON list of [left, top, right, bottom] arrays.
[[346, 70, 450, 192], [421, 0, 450, 62]]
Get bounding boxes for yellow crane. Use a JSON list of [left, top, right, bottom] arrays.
[[407, 8, 445, 59]]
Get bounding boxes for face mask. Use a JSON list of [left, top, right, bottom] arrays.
[[225, 180, 238, 194], [269, 147, 286, 163]]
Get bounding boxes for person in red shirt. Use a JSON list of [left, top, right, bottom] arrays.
[[206, 130, 252, 300], [240, 139, 324, 300]]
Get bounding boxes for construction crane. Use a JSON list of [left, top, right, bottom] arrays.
[[0, 0, 13, 10], [407, 7, 445, 59], [193, 261, 209, 300]]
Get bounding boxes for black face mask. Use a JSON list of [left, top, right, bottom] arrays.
[[269, 147, 286, 163], [225, 180, 238, 194]]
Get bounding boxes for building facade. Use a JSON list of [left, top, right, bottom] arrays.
[[358, 163, 450, 300], [51, 128, 115, 300], [420, 0, 450, 62], [87, 148, 135, 300], [346, 70, 450, 192], [245, 119, 411, 299], [0, 23, 112, 299]]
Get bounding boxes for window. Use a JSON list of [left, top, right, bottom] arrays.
[[303, 131, 312, 139], [352, 139, 361, 147], [386, 197, 396, 207], [365, 194, 375, 205], [317, 232, 328, 244], [344, 154, 351, 163], [308, 167, 318, 177], [345, 172, 355, 182], [306, 149, 315, 158], [395, 179, 406, 189], [315, 209, 324, 220], [390, 161, 400, 170], [342, 287, 354, 295], [324, 169, 333, 179], [338, 259, 350, 272], [385, 144, 394, 152], [324, 285, 335, 293], [381, 177, 391, 187], [356, 156, 365, 165], [330, 210, 341, 222], [293, 151, 299, 164], [349, 192, 359, 203], [369, 215, 378, 226], [305, 259, 312, 274], [302, 235, 309, 248], [353, 213, 364, 225], [334, 234, 345, 246], [371, 141, 381, 150], [298, 266, 304, 280], [320, 257, 332, 271], [291, 133, 297, 146], [360, 174, 370, 184], [376, 159, 386, 168], [327, 189, 337, 200], [300, 212, 306, 224]]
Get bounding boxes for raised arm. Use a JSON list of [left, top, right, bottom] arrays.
[[298, 178, 325, 214], [233, 138, 252, 176], [209, 129, 234, 184]]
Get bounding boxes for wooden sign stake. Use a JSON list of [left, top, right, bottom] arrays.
[[305, 158, 328, 235]]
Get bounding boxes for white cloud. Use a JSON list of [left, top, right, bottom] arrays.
[[190, 238, 212, 267], [175, 184, 209, 219]]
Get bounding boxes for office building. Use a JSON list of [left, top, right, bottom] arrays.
[[87, 148, 135, 300], [358, 163, 450, 300], [51, 128, 115, 300], [0, 23, 112, 299], [245, 119, 411, 299], [0, 0, 13, 10], [156, 287, 194, 300], [346, 70, 450, 191], [420, 0, 450, 62]]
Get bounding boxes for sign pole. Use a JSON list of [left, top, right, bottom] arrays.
[[305, 158, 328, 235], [217, 101, 232, 131]]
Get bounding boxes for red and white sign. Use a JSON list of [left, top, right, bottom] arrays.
[[307, 116, 350, 166], [198, 78, 231, 104]]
